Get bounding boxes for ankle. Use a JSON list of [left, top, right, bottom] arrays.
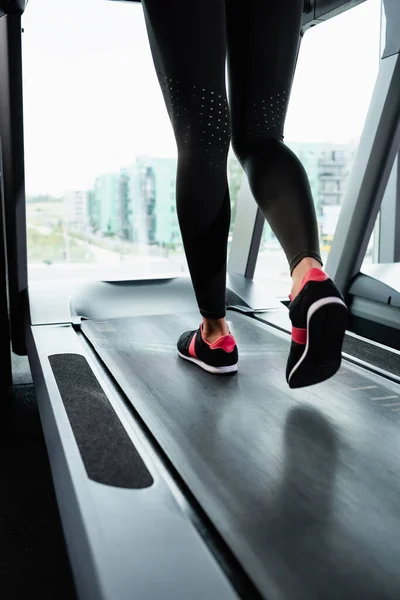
[[291, 258, 323, 299], [202, 317, 230, 342]]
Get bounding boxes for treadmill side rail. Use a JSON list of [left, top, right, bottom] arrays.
[[27, 323, 238, 600]]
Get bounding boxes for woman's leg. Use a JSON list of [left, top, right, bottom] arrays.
[[142, 0, 231, 341], [226, 0, 347, 388], [226, 0, 322, 298]]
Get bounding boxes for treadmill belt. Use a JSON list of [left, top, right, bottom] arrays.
[[82, 312, 400, 600]]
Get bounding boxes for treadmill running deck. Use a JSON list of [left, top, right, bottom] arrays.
[[81, 311, 400, 600]]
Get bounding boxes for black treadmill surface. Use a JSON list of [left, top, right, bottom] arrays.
[[82, 312, 400, 600]]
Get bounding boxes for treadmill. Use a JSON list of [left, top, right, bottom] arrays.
[[2, 1, 400, 599]]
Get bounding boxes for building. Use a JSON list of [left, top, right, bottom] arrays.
[[288, 141, 357, 213], [130, 156, 179, 248], [87, 158, 179, 246], [118, 170, 132, 241], [317, 146, 356, 207], [87, 189, 99, 233], [63, 190, 89, 233], [86, 141, 357, 253], [92, 173, 119, 236]]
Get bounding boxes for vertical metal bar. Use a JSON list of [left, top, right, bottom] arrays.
[[0, 14, 28, 355], [227, 177, 264, 279], [0, 139, 12, 390], [395, 156, 400, 262], [372, 212, 380, 264], [378, 153, 400, 262], [325, 52, 400, 292]]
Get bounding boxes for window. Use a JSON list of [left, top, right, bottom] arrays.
[[21, 1, 189, 280], [23, 0, 243, 282], [253, 0, 382, 297], [22, 0, 383, 288]]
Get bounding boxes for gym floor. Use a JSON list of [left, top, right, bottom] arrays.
[[1, 353, 76, 600]]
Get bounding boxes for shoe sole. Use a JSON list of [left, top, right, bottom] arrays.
[[288, 296, 348, 389], [178, 351, 238, 375]]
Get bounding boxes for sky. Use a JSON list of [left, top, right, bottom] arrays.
[[21, 0, 382, 196]]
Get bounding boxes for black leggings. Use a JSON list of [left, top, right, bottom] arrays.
[[142, 0, 322, 319]]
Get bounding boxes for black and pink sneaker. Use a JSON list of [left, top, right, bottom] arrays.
[[177, 325, 238, 374], [286, 268, 348, 389]]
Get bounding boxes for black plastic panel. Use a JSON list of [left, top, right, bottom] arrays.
[[302, 0, 365, 28], [49, 353, 153, 489], [315, 0, 361, 18]]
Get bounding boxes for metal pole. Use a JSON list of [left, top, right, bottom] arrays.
[[0, 14, 28, 355], [378, 153, 400, 263], [0, 139, 12, 389]]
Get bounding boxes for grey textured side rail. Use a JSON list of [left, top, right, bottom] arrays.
[[49, 353, 153, 489]]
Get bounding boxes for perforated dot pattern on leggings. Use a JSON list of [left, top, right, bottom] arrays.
[[249, 91, 288, 137], [156, 72, 231, 172]]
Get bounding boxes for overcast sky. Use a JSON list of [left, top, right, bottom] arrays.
[[21, 0, 382, 196]]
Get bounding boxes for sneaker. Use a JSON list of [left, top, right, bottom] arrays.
[[177, 324, 238, 374], [286, 268, 348, 389]]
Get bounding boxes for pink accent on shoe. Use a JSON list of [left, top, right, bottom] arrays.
[[188, 333, 197, 358], [210, 335, 236, 353], [292, 326, 307, 345], [300, 268, 328, 291], [290, 268, 328, 301], [200, 325, 236, 353]]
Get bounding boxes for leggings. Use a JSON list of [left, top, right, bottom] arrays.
[[142, 0, 322, 319]]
